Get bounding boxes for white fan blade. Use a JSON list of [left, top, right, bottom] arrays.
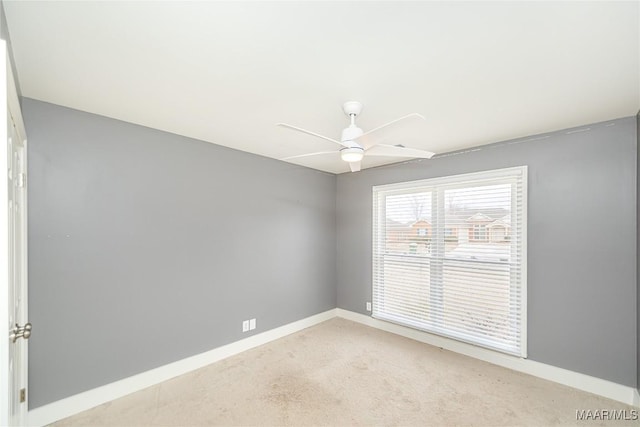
[[355, 113, 425, 148], [349, 161, 361, 172], [277, 123, 348, 148], [281, 151, 337, 161], [366, 144, 435, 159]]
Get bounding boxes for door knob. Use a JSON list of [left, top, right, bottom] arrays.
[[10, 322, 32, 342]]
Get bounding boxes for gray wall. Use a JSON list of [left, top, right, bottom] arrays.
[[337, 117, 637, 387], [637, 111, 639, 393], [23, 98, 337, 409]]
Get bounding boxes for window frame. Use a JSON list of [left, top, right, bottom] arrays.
[[372, 166, 528, 357]]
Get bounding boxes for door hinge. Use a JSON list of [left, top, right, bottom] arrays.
[[19, 388, 26, 403]]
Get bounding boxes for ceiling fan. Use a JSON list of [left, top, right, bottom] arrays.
[[277, 101, 435, 172]]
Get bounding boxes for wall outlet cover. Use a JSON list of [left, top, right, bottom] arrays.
[[242, 320, 249, 332], [366, 302, 372, 312], [249, 318, 256, 330]]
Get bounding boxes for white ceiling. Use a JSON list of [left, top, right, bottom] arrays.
[[4, 1, 639, 174]]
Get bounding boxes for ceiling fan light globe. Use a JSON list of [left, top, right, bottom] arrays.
[[341, 147, 364, 163]]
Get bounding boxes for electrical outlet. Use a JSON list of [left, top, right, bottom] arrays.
[[242, 320, 249, 332], [366, 302, 372, 312], [249, 318, 256, 330]]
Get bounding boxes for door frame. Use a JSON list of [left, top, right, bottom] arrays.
[[1, 39, 29, 427]]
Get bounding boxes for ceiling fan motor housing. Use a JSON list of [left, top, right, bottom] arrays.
[[341, 126, 364, 144]]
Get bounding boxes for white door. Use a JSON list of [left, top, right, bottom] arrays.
[[8, 115, 28, 426], [1, 41, 29, 427]]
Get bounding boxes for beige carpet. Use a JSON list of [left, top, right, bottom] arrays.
[[53, 318, 636, 426]]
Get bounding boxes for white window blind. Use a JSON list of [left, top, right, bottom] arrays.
[[372, 167, 527, 357]]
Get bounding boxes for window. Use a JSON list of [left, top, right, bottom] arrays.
[[372, 167, 527, 357], [472, 224, 487, 241]]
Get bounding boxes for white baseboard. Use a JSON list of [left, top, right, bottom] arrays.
[[27, 309, 337, 427], [336, 308, 639, 407]]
